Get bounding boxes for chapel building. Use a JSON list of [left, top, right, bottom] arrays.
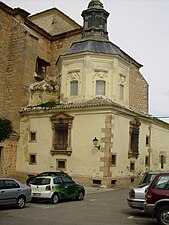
[[1, 0, 169, 187]]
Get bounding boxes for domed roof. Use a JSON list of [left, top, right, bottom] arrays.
[[63, 39, 130, 62], [62, 0, 142, 67]]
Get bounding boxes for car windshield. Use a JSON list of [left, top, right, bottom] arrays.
[[141, 173, 157, 184], [31, 178, 50, 185]]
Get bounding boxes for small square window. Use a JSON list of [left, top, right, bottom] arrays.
[[93, 179, 101, 185], [30, 132, 36, 141], [57, 160, 66, 169], [29, 154, 36, 165], [130, 162, 135, 171]]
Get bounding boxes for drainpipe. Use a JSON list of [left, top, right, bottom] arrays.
[[148, 123, 152, 171]]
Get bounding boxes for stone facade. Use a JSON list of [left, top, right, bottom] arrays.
[[0, 1, 167, 188], [17, 100, 169, 187], [0, 2, 82, 177]]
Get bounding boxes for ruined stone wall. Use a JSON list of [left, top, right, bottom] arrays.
[[0, 8, 81, 133], [0, 9, 12, 119], [129, 65, 149, 113], [0, 6, 82, 177], [0, 10, 31, 132], [0, 135, 19, 177]]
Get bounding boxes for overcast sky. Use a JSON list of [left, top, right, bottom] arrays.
[[2, 0, 169, 122]]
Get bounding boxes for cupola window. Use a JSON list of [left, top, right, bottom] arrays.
[[96, 80, 106, 95], [120, 84, 124, 100], [70, 80, 78, 96]]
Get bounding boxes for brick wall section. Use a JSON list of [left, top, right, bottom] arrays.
[[129, 65, 149, 113]]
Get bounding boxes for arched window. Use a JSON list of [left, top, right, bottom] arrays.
[[70, 80, 78, 96], [96, 80, 106, 95]]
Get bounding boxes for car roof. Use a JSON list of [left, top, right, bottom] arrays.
[[155, 172, 169, 176], [0, 178, 16, 180], [34, 175, 70, 179], [145, 171, 160, 174], [35, 171, 70, 177]]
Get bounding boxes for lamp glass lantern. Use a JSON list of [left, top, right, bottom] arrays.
[[93, 137, 100, 150]]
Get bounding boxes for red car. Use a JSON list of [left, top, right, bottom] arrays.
[[144, 172, 169, 225]]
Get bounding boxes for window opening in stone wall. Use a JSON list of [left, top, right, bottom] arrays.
[[93, 179, 101, 185], [111, 154, 116, 166], [129, 119, 141, 158], [70, 80, 78, 96], [56, 160, 66, 169], [146, 136, 149, 146], [145, 156, 149, 166], [111, 180, 117, 185], [160, 155, 164, 169], [130, 128, 139, 152], [55, 122, 68, 150], [96, 80, 105, 95], [35, 57, 50, 81], [50, 113, 74, 155], [130, 162, 135, 171], [30, 132, 36, 142], [29, 154, 36, 165]]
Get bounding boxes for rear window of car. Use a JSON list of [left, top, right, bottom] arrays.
[[31, 178, 50, 185], [141, 173, 157, 184], [155, 175, 169, 190]]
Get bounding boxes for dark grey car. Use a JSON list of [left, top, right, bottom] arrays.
[[0, 178, 32, 208]]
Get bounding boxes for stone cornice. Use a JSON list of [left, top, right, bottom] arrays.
[[19, 96, 169, 129]]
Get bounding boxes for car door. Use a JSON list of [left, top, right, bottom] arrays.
[[3, 179, 21, 205], [61, 177, 77, 199], [0, 180, 8, 205]]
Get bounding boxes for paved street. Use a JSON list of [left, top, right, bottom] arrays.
[[0, 188, 156, 225]]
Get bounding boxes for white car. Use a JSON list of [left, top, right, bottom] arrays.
[[30, 175, 85, 204], [127, 172, 159, 210]]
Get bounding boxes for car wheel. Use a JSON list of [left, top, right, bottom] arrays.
[[77, 191, 84, 201], [157, 206, 169, 225], [16, 196, 26, 209], [50, 193, 59, 204]]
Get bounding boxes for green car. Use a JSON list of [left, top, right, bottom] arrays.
[[30, 175, 85, 204]]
